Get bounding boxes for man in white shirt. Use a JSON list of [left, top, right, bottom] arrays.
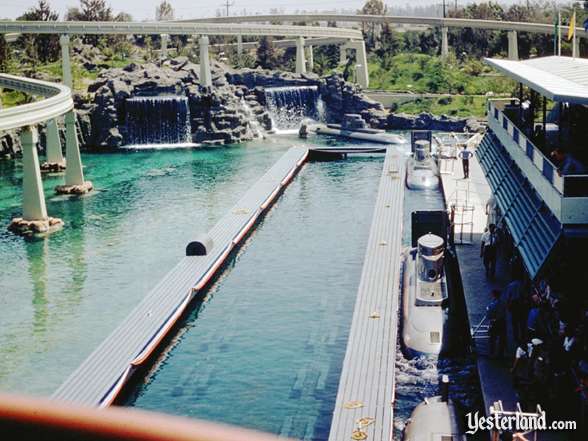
[[480, 223, 498, 278], [457, 144, 474, 179]]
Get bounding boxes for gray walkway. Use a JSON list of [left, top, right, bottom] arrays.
[[440, 151, 564, 441], [328, 148, 405, 441], [52, 146, 309, 407]]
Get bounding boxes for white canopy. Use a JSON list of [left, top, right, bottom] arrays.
[[485, 56, 588, 105]]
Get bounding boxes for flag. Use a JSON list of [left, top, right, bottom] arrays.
[[567, 10, 576, 41], [583, 17, 588, 32]]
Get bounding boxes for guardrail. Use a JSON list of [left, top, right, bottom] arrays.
[[0, 73, 73, 131], [0, 20, 363, 40], [488, 100, 588, 197], [183, 14, 585, 38]]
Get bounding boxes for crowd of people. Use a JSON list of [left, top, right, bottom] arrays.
[[482, 225, 588, 430]]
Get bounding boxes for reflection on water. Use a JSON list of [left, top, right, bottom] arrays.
[[0, 140, 293, 395], [129, 158, 384, 441]]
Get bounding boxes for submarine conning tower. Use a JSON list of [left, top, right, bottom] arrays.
[[417, 233, 445, 282]]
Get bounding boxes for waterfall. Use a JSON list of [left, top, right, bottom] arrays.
[[125, 95, 192, 146], [264, 86, 324, 131], [241, 99, 264, 139]]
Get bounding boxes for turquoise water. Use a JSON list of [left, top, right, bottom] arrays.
[[129, 156, 384, 440], [0, 137, 301, 395]]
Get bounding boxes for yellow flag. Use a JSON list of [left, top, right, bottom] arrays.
[[568, 10, 576, 41]]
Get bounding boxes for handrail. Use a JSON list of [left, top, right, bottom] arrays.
[[488, 99, 564, 194], [0, 73, 73, 131], [0, 392, 288, 441], [181, 14, 585, 38], [0, 20, 363, 40]]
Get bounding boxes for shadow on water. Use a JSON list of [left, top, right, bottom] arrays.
[[394, 184, 484, 440]]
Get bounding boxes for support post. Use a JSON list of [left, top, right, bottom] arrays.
[[350, 40, 369, 89], [339, 44, 347, 65], [237, 34, 243, 60], [59, 34, 72, 88], [45, 119, 65, 168], [21, 127, 47, 221], [160, 33, 169, 60], [441, 26, 449, 59], [199, 36, 212, 88], [296, 36, 306, 74], [307, 45, 314, 72], [573, 36, 580, 58], [55, 111, 93, 194], [508, 30, 519, 60]]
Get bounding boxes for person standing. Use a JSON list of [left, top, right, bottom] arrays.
[[481, 223, 498, 278], [504, 276, 528, 343], [487, 289, 507, 358], [458, 144, 474, 179]]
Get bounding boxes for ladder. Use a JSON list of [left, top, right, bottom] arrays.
[[489, 401, 544, 441], [449, 179, 475, 245]]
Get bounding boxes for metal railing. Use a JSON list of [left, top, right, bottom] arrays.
[[488, 99, 588, 198]]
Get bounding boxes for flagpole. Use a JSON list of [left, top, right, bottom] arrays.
[[573, 14, 577, 58], [558, 11, 562, 56]]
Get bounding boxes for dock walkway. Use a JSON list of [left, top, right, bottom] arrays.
[[52, 146, 308, 407], [440, 148, 519, 413], [328, 148, 405, 441]]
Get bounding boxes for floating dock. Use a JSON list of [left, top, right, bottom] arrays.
[[52, 146, 309, 407], [328, 148, 405, 441], [439, 146, 518, 412]]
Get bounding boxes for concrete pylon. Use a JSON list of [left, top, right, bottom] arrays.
[[296, 36, 306, 74], [55, 111, 93, 194], [237, 34, 243, 60], [441, 26, 449, 59], [349, 40, 369, 89], [160, 33, 169, 60], [573, 36, 580, 58], [21, 127, 47, 221], [59, 35, 73, 88], [339, 44, 348, 65], [45, 119, 65, 166], [307, 45, 314, 72], [199, 36, 212, 87], [508, 30, 519, 60], [9, 126, 64, 235]]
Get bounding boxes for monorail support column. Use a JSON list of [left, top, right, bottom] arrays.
[[60, 34, 73, 88], [41, 118, 66, 173], [307, 45, 314, 72], [441, 26, 449, 59], [508, 30, 519, 60], [160, 33, 169, 60], [8, 126, 64, 236], [57, 35, 93, 195], [199, 36, 212, 88], [296, 36, 306, 74], [339, 44, 347, 65], [56, 111, 93, 194], [351, 40, 369, 89], [237, 34, 243, 60]]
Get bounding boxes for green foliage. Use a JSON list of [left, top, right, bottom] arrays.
[[17, 0, 60, 63], [396, 96, 489, 118], [155, 1, 174, 21], [256, 37, 280, 70], [368, 53, 514, 95]]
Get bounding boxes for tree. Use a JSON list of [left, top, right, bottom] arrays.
[[256, 36, 279, 69], [17, 0, 60, 63], [0, 35, 8, 72], [156, 1, 175, 21], [67, 1, 131, 47], [359, 0, 386, 49]]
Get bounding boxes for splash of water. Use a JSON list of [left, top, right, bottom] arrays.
[[264, 86, 324, 131]]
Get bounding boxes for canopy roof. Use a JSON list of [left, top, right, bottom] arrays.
[[485, 56, 588, 105]]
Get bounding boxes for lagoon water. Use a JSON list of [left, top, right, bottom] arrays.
[[128, 154, 384, 440], [0, 138, 294, 395]]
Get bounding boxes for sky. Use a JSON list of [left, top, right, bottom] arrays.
[[0, 0, 372, 20]]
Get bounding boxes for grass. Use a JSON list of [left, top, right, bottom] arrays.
[[395, 96, 489, 118], [0, 90, 30, 108]]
